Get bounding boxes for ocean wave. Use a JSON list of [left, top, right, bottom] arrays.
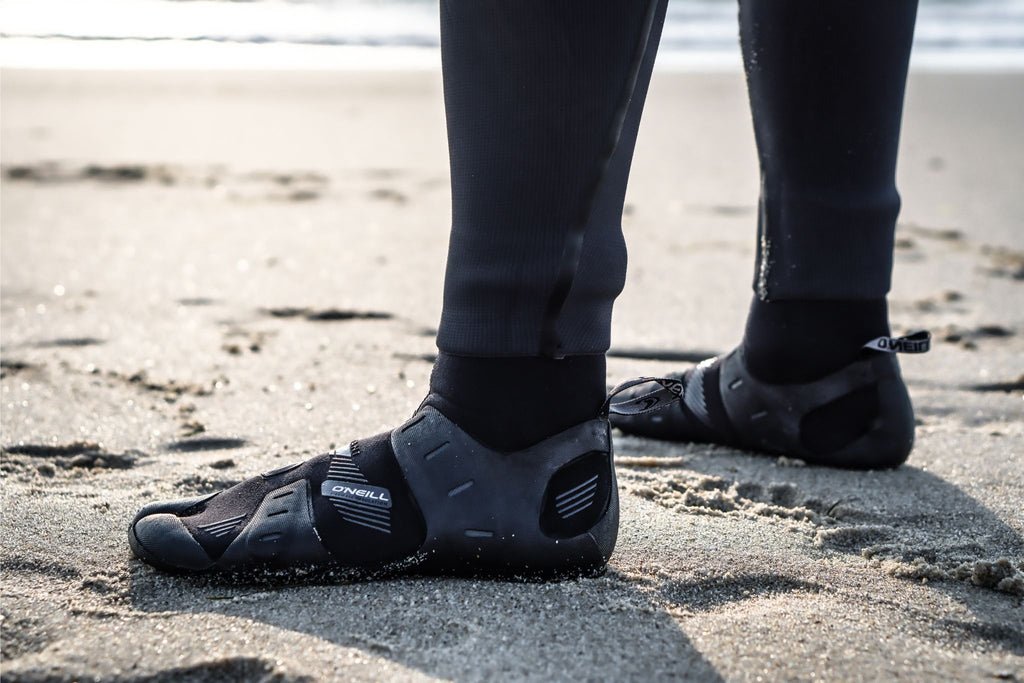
[[2, 0, 1023, 69]]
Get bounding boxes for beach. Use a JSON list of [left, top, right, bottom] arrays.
[[1, 68, 1022, 681]]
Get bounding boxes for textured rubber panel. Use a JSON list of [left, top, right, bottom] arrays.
[[539, 450, 613, 539], [719, 347, 914, 468], [218, 480, 332, 568], [391, 406, 617, 577]]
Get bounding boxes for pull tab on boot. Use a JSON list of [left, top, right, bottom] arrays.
[[602, 377, 684, 417], [862, 330, 931, 354]]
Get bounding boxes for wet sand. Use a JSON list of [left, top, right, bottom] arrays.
[[1, 69, 1022, 681]]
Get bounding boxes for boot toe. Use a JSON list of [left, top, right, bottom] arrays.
[[130, 513, 214, 572]]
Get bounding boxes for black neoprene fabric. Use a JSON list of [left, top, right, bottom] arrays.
[[742, 297, 891, 384], [179, 433, 427, 566], [425, 352, 607, 452], [435, 0, 917, 357], [742, 0, 919, 301], [436, 0, 668, 357]]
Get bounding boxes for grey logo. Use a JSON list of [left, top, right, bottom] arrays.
[[869, 336, 930, 353], [321, 481, 392, 509]]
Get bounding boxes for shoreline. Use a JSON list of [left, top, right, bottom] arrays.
[[4, 36, 1024, 72]]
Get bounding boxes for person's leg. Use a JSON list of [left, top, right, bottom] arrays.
[[129, 0, 668, 577], [426, 0, 666, 451], [612, 0, 926, 468], [740, 0, 918, 382]]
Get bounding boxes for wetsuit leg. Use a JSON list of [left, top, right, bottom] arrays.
[[741, 0, 919, 395], [426, 0, 668, 452], [436, 0, 668, 358], [741, 0, 919, 301]]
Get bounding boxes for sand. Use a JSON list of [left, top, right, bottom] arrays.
[[1, 68, 1022, 681]]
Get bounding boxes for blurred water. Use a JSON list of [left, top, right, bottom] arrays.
[[2, 0, 1023, 69]]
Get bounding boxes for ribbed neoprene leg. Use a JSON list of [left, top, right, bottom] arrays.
[[436, 0, 668, 357], [741, 0, 918, 301]]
